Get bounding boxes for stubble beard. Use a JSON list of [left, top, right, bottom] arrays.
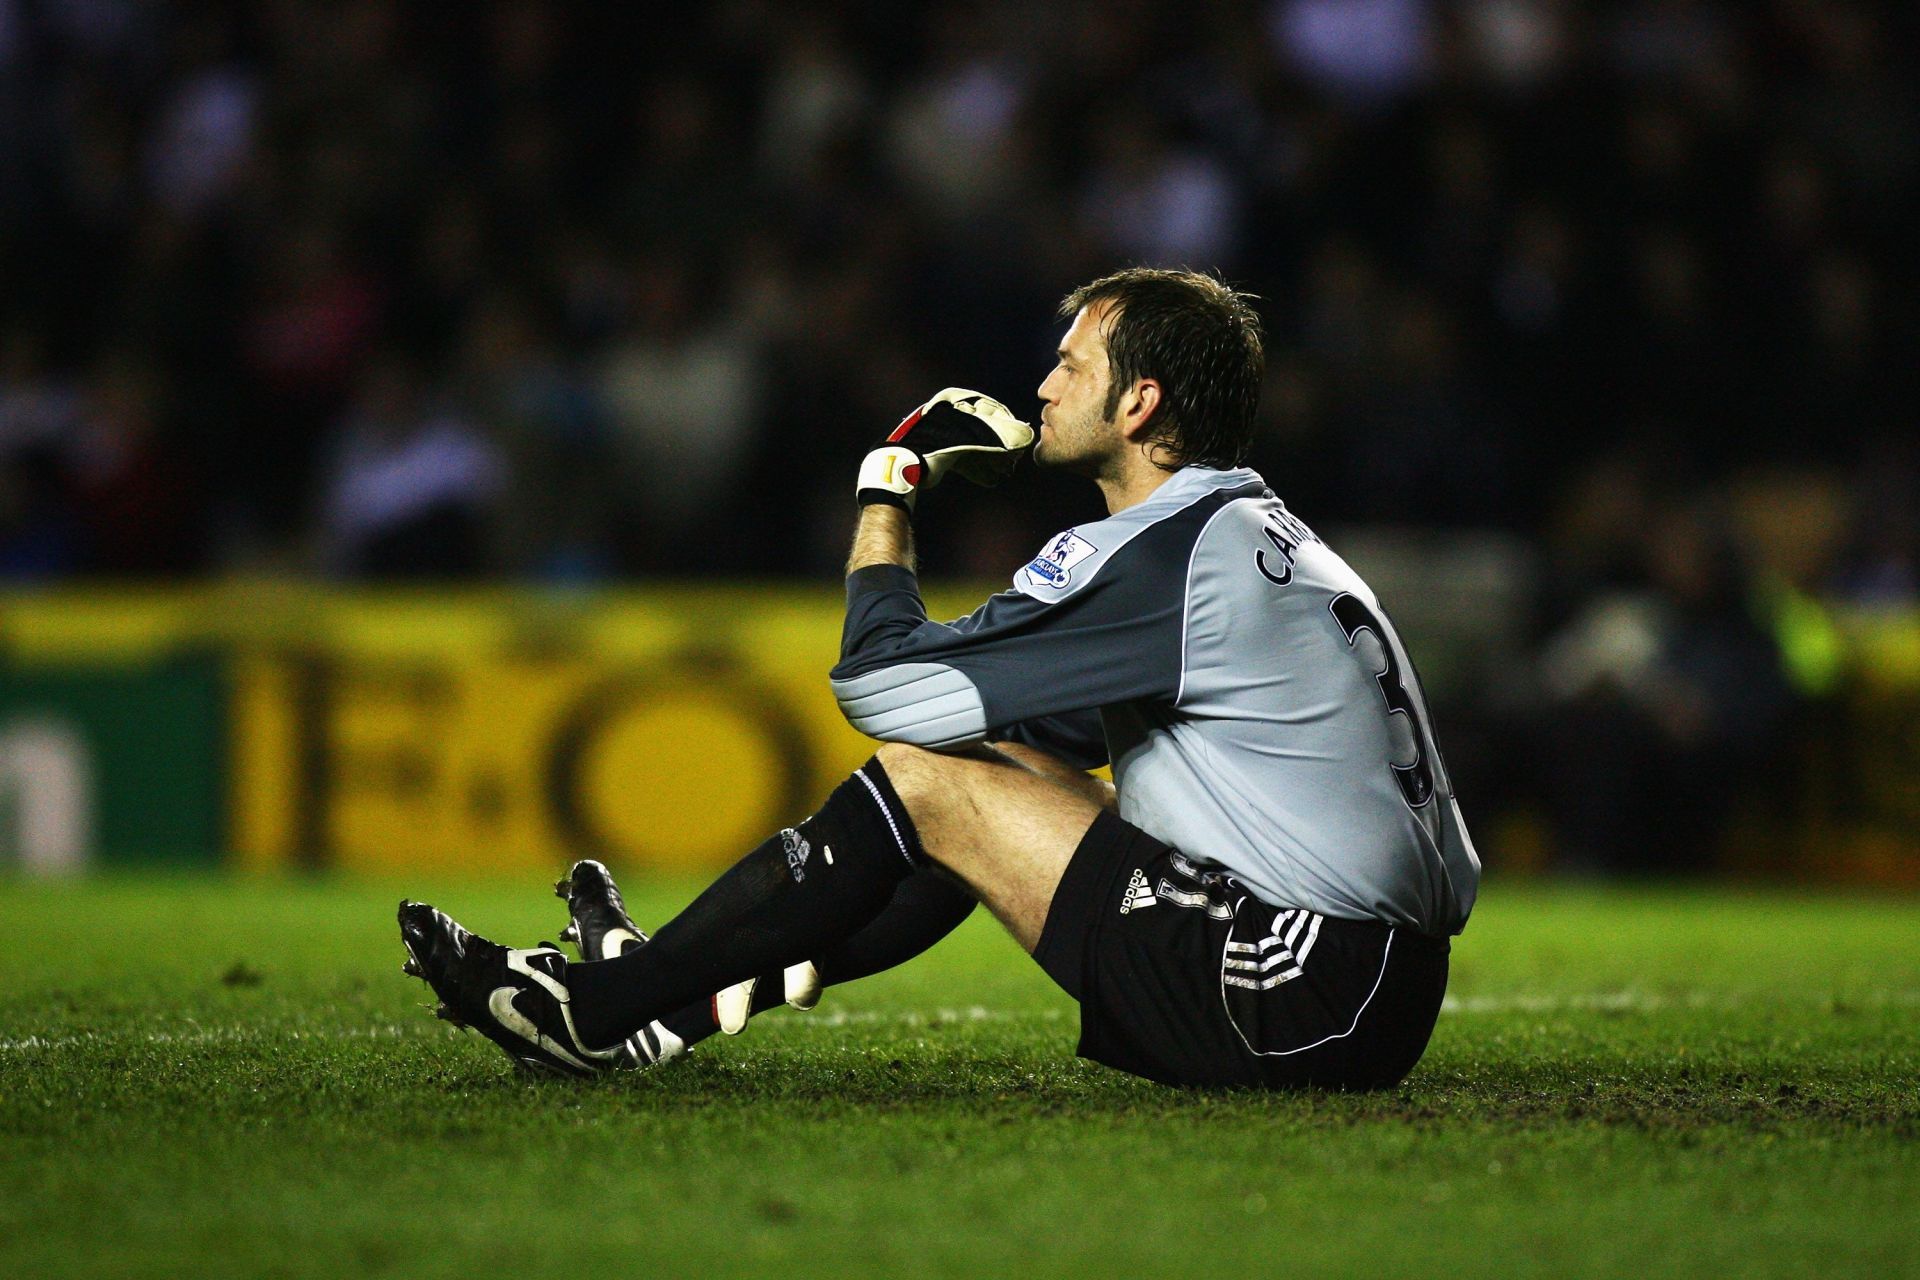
[[1034, 409, 1121, 479]]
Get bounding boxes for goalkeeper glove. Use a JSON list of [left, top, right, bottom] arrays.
[[856, 387, 1034, 511], [713, 961, 822, 1035]]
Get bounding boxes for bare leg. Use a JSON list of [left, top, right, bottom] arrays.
[[875, 742, 1109, 952], [991, 741, 1118, 813]]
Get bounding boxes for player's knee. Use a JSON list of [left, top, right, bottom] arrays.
[[862, 743, 954, 847], [870, 741, 985, 827], [872, 741, 941, 801]]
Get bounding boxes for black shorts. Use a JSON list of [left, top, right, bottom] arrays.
[[1033, 810, 1450, 1090]]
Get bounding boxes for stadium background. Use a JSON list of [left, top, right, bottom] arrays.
[[0, 0, 1915, 885]]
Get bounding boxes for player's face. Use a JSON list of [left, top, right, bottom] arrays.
[[1035, 301, 1124, 473]]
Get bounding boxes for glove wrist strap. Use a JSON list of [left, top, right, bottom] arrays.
[[857, 446, 922, 510]]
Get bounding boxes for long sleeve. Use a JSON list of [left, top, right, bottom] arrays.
[[829, 477, 1255, 751]]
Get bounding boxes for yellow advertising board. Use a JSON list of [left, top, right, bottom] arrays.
[[220, 588, 991, 876], [0, 582, 989, 875], [232, 646, 845, 875]]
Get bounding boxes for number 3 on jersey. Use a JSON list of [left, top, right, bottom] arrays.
[[1328, 593, 1437, 809]]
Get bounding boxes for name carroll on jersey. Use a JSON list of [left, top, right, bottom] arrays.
[[1255, 506, 1321, 586]]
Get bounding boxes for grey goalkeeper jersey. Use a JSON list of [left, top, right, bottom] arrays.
[[830, 466, 1480, 936]]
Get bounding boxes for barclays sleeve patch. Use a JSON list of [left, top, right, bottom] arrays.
[[1020, 529, 1099, 592]]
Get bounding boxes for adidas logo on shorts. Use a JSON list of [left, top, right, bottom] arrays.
[[1120, 868, 1156, 914]]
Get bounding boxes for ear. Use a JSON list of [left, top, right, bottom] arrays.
[[1117, 378, 1163, 442]]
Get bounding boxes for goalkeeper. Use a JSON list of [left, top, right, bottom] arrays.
[[401, 268, 1480, 1089]]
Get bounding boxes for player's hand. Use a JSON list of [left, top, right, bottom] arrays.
[[713, 961, 822, 1035], [856, 388, 1035, 510]]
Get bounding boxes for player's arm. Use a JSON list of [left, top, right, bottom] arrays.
[[840, 495, 1113, 759], [840, 514, 1113, 765], [832, 564, 1183, 750], [847, 503, 914, 576], [836, 386, 1030, 664], [843, 509, 1113, 756], [831, 387, 1190, 753], [832, 518, 1196, 753]]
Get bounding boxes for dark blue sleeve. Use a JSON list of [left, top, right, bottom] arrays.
[[838, 566, 1112, 764], [839, 565, 934, 662], [828, 500, 1226, 750]]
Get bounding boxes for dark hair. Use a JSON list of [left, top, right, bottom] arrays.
[[1059, 268, 1265, 470]]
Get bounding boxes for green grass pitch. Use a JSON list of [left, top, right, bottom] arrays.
[[2, 873, 1915, 1279]]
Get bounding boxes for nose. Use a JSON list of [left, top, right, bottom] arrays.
[[1037, 365, 1061, 406]]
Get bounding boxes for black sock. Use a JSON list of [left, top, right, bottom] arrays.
[[817, 870, 976, 985], [569, 757, 922, 1050], [653, 870, 978, 1049]]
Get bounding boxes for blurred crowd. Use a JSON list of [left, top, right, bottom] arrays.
[[1, 0, 1912, 582], [0, 0, 1914, 869]]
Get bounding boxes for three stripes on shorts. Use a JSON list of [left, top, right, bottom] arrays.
[[1223, 908, 1323, 991], [1135, 854, 1326, 992]]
